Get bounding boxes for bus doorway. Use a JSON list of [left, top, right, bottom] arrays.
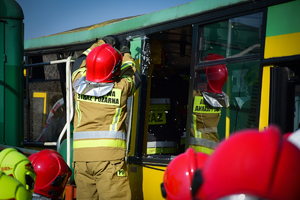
[[269, 63, 300, 133]]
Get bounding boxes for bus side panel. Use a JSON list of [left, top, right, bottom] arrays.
[[128, 37, 142, 157], [128, 164, 144, 200], [264, 0, 300, 59], [262, 1, 300, 131], [142, 166, 166, 200], [127, 37, 144, 199]]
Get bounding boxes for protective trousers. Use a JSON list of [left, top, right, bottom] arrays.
[[74, 159, 131, 200]]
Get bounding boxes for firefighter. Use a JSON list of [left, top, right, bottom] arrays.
[[0, 148, 36, 196], [190, 53, 229, 155], [193, 125, 300, 200], [71, 36, 138, 200], [29, 149, 72, 200], [160, 148, 209, 200], [0, 171, 31, 200]]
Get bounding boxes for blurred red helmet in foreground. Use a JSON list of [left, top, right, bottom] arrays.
[[161, 148, 209, 200], [196, 125, 300, 200]]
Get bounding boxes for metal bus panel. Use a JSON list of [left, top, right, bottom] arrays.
[[265, 0, 300, 58], [0, 0, 24, 147], [142, 166, 165, 200]]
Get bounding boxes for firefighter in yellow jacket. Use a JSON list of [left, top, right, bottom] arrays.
[[190, 53, 229, 155], [72, 36, 139, 200]]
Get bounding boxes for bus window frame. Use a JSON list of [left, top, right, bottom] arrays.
[[130, 7, 269, 164]]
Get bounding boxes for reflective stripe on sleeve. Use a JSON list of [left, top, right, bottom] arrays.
[[83, 48, 91, 56], [121, 61, 135, 70]]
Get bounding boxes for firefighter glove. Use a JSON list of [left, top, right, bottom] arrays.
[[102, 35, 120, 50], [119, 37, 131, 54]]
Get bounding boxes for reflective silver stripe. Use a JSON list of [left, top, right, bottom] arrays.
[[73, 131, 125, 140], [189, 137, 218, 149], [196, 131, 200, 138], [147, 141, 177, 148], [202, 91, 230, 108], [150, 98, 170, 105], [73, 76, 114, 97]]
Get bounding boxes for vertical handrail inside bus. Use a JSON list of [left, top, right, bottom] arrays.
[[56, 56, 75, 167], [24, 57, 75, 167]]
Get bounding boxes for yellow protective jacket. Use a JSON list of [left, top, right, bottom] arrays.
[[72, 40, 137, 162], [190, 90, 221, 155]]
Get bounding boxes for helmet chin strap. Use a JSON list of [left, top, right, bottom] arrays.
[[191, 150, 204, 198], [191, 170, 204, 198]]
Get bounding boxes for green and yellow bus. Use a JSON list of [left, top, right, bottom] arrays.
[[4, 0, 300, 199]]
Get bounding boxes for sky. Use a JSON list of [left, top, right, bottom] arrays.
[[15, 0, 195, 40]]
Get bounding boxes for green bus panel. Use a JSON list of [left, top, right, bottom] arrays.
[[0, 0, 24, 147], [266, 0, 300, 37]]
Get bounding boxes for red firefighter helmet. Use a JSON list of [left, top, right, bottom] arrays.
[[161, 148, 209, 200], [203, 53, 227, 94], [195, 125, 300, 200], [86, 43, 123, 83], [29, 149, 72, 199]]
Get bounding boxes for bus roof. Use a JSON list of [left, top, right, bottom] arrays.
[[24, 0, 248, 51]]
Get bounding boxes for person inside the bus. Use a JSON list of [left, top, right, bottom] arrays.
[[190, 53, 229, 155], [71, 35, 139, 200]]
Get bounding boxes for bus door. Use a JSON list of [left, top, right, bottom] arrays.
[[269, 64, 300, 133], [128, 26, 192, 200]]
